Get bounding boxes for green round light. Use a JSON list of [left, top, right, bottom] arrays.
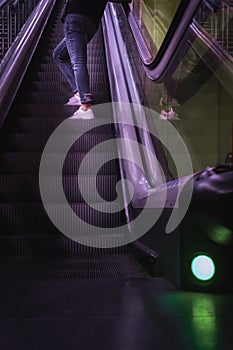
[[191, 255, 216, 281]]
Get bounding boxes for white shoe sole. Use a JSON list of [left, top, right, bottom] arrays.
[[69, 114, 95, 120], [65, 95, 81, 106], [70, 107, 95, 120], [65, 101, 81, 106]]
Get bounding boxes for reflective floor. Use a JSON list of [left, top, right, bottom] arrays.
[[0, 255, 232, 350]]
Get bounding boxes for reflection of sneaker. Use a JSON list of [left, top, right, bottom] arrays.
[[160, 108, 180, 120], [65, 95, 81, 106], [70, 106, 95, 120]]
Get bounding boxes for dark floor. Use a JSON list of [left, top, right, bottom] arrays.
[[0, 254, 232, 350]]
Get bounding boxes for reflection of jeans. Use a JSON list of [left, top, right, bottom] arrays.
[[53, 14, 96, 104]]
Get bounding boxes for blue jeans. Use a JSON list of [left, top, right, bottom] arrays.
[[53, 14, 96, 104]]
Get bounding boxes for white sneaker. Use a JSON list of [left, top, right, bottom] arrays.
[[65, 94, 81, 106], [159, 108, 180, 120], [70, 106, 95, 120]]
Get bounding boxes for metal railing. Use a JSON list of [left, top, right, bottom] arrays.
[[0, 0, 39, 64], [195, 0, 233, 55], [0, 0, 56, 126]]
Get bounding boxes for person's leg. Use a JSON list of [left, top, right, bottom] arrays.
[[53, 38, 78, 95], [64, 14, 96, 109]]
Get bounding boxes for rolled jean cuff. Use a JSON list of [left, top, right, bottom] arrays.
[[81, 93, 93, 104]]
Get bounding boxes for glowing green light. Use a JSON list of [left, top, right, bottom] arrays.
[[191, 255, 216, 281], [209, 225, 232, 245]]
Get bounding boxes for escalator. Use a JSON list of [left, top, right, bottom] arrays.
[[0, 1, 233, 349], [0, 0, 232, 290], [0, 2, 154, 276]]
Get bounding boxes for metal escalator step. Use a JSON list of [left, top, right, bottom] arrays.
[[34, 51, 107, 64], [31, 80, 72, 91], [0, 175, 119, 202], [21, 86, 109, 102], [9, 105, 76, 118], [36, 57, 107, 72], [56, 256, 144, 279], [20, 92, 110, 104], [35, 71, 67, 81], [9, 103, 111, 117], [0, 236, 128, 255], [0, 152, 117, 175], [0, 133, 115, 152], [0, 202, 124, 234], [0, 254, 144, 279], [30, 81, 70, 91], [22, 92, 73, 103], [34, 64, 61, 73], [31, 73, 109, 94], [88, 57, 110, 64], [3, 118, 114, 133]]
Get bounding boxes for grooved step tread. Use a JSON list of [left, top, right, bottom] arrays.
[[0, 254, 145, 279], [0, 236, 128, 254], [0, 175, 119, 202], [3, 117, 114, 133], [0, 133, 115, 152], [7, 103, 112, 119], [0, 202, 125, 235], [0, 13, 121, 245], [0, 152, 117, 175]]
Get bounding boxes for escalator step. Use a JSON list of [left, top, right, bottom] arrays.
[[28, 78, 109, 92], [3, 118, 114, 133], [0, 152, 117, 175], [0, 255, 144, 279], [34, 55, 108, 71], [0, 236, 127, 255], [0, 8, 123, 251], [8, 102, 111, 117], [0, 175, 119, 202], [34, 71, 67, 81], [0, 202, 124, 234], [23, 92, 70, 103], [19, 91, 110, 104], [22, 92, 75, 103], [29, 81, 71, 91], [0, 133, 115, 152]]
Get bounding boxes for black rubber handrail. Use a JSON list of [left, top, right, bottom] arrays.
[[103, 3, 194, 236], [127, 0, 202, 81]]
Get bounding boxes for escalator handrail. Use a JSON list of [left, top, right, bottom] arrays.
[[127, 0, 202, 81], [103, 3, 163, 239], [103, 3, 194, 236], [108, 4, 170, 188], [0, 0, 56, 128], [103, 4, 150, 211]]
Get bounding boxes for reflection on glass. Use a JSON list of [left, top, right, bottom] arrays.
[[156, 36, 233, 172], [130, 0, 233, 174], [195, 0, 233, 57], [131, 0, 180, 58]]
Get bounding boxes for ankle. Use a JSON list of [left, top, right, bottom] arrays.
[[81, 103, 91, 111]]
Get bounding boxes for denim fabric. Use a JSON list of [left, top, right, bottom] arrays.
[[53, 38, 77, 94], [53, 14, 96, 104]]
